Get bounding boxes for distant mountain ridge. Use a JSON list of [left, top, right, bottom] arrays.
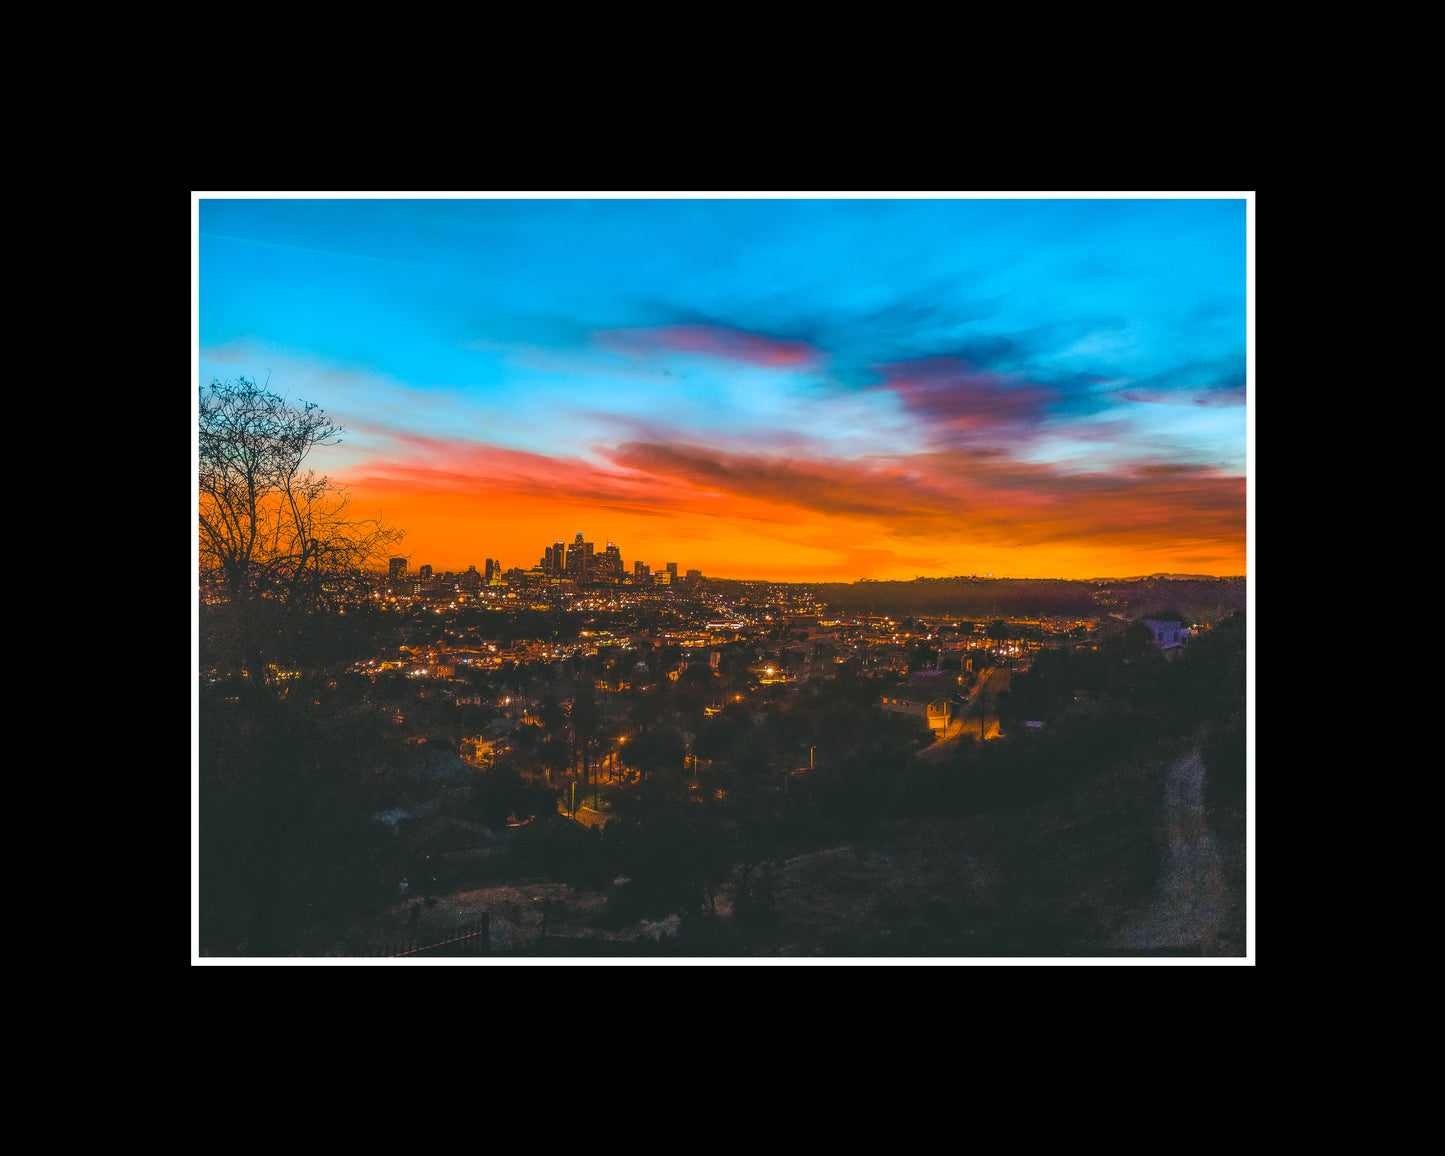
[[1091, 574, 1243, 582], [812, 575, 1246, 621]]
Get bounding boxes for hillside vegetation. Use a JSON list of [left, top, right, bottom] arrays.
[[202, 607, 1246, 958], [814, 576, 1245, 625]]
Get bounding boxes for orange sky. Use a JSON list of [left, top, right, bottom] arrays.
[[341, 433, 1247, 582]]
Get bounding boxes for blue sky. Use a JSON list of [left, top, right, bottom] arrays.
[[196, 194, 1249, 581]]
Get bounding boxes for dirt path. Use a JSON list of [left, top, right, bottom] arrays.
[[1115, 749, 1234, 954]]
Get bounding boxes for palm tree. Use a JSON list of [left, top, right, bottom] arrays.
[[571, 688, 599, 788]]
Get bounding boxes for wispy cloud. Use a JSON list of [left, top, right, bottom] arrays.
[[607, 442, 961, 521], [870, 356, 1058, 450], [1118, 382, 1246, 408], [597, 323, 822, 370], [1113, 354, 1246, 409]]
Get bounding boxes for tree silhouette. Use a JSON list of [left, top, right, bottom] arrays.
[[619, 724, 686, 784], [570, 688, 600, 786], [199, 377, 404, 682]]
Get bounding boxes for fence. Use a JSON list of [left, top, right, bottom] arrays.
[[387, 915, 491, 957]]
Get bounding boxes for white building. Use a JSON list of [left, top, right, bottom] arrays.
[[1142, 619, 1191, 653], [880, 695, 954, 731]]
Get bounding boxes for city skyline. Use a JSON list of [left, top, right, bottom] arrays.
[[195, 194, 1251, 582], [386, 528, 686, 585]]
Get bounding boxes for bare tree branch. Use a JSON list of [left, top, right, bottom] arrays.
[[199, 377, 406, 677]]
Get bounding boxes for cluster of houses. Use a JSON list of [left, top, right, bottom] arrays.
[[876, 616, 1197, 735]]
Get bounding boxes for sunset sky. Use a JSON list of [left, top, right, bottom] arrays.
[[195, 195, 1250, 582]]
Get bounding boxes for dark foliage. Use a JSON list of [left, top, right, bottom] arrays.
[[506, 816, 613, 891], [468, 767, 554, 831], [198, 679, 401, 955]]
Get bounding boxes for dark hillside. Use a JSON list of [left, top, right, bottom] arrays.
[[203, 607, 1247, 959]]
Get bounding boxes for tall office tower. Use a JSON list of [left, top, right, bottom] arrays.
[[389, 557, 407, 582], [544, 546, 555, 574], [419, 564, 433, 582], [566, 532, 590, 581], [459, 566, 481, 593], [634, 560, 649, 580], [605, 543, 623, 581], [666, 562, 678, 581]]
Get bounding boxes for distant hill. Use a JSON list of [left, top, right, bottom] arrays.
[[813, 576, 1245, 622], [1092, 573, 1240, 582]]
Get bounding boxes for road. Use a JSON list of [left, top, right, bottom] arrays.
[[567, 803, 610, 828], [920, 664, 1010, 755]]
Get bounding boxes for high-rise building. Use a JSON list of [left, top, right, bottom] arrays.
[[604, 543, 623, 582], [419, 564, 433, 582], [634, 560, 649, 580], [666, 562, 678, 581], [566, 532, 595, 581], [389, 557, 407, 582]]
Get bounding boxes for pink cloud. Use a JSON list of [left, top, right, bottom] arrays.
[[597, 324, 820, 369], [346, 430, 669, 507]]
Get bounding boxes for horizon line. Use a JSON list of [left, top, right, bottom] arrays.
[[370, 569, 1247, 584]]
